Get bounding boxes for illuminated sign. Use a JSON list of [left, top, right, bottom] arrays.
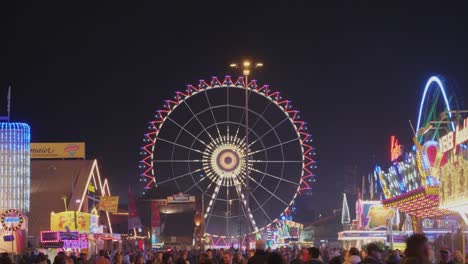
[[439, 158, 468, 209], [63, 239, 88, 249], [31, 142, 85, 159], [50, 211, 91, 232], [439, 117, 468, 153], [390, 136, 402, 161], [4, 217, 20, 223], [172, 193, 190, 201], [1, 209, 24, 231]]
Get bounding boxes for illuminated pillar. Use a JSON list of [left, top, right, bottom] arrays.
[[0, 123, 31, 213]]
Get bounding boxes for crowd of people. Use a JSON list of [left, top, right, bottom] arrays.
[[0, 234, 466, 264]]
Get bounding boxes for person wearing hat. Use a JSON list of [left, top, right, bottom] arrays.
[[360, 243, 383, 264], [439, 247, 454, 264]]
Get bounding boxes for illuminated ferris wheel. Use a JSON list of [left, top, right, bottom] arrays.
[[140, 76, 315, 238]]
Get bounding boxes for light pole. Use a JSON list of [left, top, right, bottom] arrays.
[[230, 60, 263, 249]]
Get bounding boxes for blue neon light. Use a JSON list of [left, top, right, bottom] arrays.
[[416, 76, 455, 134]]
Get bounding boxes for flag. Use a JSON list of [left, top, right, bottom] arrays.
[[99, 196, 119, 214], [128, 186, 142, 230], [7, 85, 11, 121], [151, 201, 161, 236], [87, 182, 95, 193]]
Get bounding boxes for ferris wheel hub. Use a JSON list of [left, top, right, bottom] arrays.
[[217, 149, 240, 172], [204, 136, 248, 185]]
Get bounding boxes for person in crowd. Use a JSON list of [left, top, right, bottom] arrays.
[[384, 250, 400, 264], [359, 250, 367, 260], [134, 255, 145, 264], [153, 252, 163, 264], [223, 252, 232, 264], [162, 253, 174, 264], [33, 253, 50, 264], [122, 252, 131, 264], [95, 250, 111, 264], [344, 247, 361, 264], [53, 252, 67, 264], [289, 252, 302, 264], [199, 253, 212, 264], [75, 253, 88, 264], [267, 252, 285, 264], [247, 250, 255, 260], [233, 252, 245, 264], [113, 253, 123, 264], [360, 243, 383, 264], [439, 248, 454, 264], [206, 249, 217, 264], [401, 233, 433, 264], [304, 247, 322, 264], [248, 240, 268, 264], [452, 250, 463, 264]]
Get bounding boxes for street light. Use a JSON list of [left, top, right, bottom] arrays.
[[229, 60, 263, 85], [229, 60, 263, 249]]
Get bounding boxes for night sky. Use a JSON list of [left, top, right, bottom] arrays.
[[3, 2, 468, 220]]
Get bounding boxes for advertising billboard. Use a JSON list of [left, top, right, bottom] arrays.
[[31, 142, 85, 159], [50, 211, 90, 232]]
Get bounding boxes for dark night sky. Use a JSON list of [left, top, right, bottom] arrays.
[[3, 2, 468, 218]]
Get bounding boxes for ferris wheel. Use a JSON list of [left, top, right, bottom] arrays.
[[140, 76, 315, 238]]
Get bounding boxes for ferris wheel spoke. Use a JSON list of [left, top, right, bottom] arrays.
[[248, 137, 300, 156], [183, 174, 209, 193], [204, 176, 224, 231], [166, 117, 208, 146], [203, 89, 223, 139], [249, 190, 273, 224], [248, 100, 274, 135], [233, 177, 258, 232], [153, 160, 203, 163], [156, 168, 203, 185], [249, 116, 290, 147], [249, 176, 290, 207], [155, 136, 204, 154], [251, 160, 302, 163], [250, 167, 300, 186], [182, 100, 216, 141]]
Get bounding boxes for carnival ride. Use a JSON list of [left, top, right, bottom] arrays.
[[140, 76, 316, 243], [378, 75, 466, 225]]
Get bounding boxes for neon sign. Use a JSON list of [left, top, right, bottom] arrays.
[[63, 239, 88, 249], [390, 136, 402, 161], [439, 117, 468, 153], [1, 209, 24, 231]]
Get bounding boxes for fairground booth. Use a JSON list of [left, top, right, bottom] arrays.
[[338, 194, 407, 250], [28, 143, 123, 255]]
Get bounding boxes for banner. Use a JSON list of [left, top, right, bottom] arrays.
[[31, 142, 85, 159], [128, 187, 142, 230], [51, 211, 90, 232], [99, 196, 119, 214]]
